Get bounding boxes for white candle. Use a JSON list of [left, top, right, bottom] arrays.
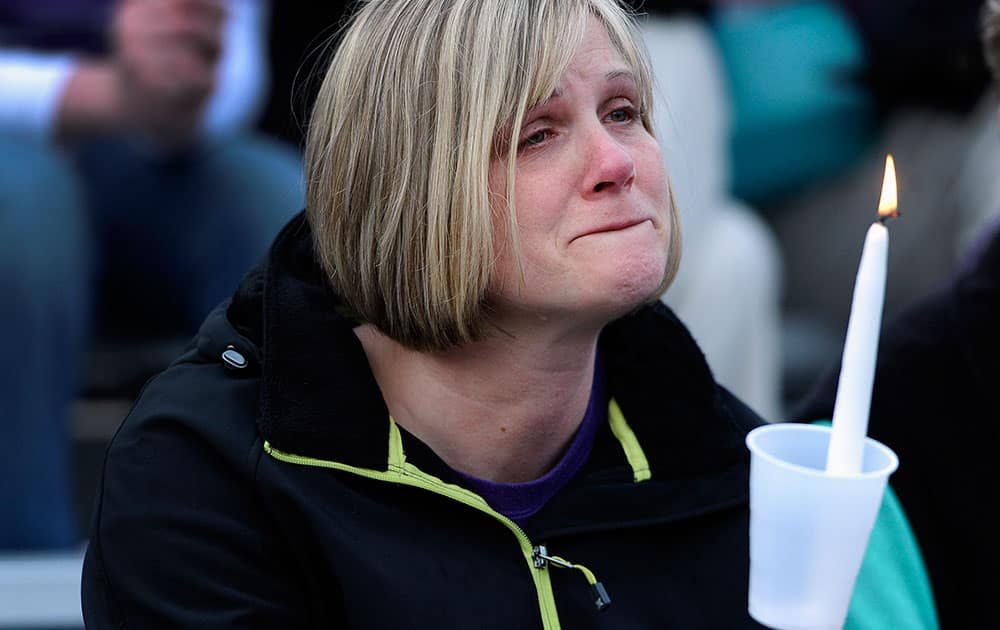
[[826, 155, 897, 475], [825, 222, 888, 475]]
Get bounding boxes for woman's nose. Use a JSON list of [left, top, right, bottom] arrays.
[[584, 127, 636, 196]]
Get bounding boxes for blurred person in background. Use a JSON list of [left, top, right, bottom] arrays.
[[792, 2, 1000, 624], [638, 0, 783, 420], [0, 0, 302, 550], [710, 0, 998, 402]]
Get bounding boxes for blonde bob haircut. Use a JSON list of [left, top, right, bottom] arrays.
[[306, 0, 682, 352]]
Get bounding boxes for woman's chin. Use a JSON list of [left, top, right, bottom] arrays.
[[574, 230, 670, 306], [601, 253, 668, 305], [487, 250, 668, 332], [567, 269, 667, 326]]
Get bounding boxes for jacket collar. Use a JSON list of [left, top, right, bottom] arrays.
[[224, 212, 759, 482]]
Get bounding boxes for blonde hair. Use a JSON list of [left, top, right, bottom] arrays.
[[305, 0, 681, 351]]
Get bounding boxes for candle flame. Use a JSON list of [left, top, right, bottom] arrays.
[[878, 154, 899, 220]]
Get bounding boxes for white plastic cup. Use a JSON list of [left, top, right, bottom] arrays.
[[745, 423, 898, 630]]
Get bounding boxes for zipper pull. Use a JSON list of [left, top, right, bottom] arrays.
[[532, 545, 612, 612]]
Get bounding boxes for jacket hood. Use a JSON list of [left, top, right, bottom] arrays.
[[211, 211, 759, 483]]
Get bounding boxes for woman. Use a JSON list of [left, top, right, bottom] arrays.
[[82, 0, 763, 627]]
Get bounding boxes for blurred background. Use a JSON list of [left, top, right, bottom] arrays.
[[2, 0, 996, 626]]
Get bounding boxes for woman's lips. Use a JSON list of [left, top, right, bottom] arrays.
[[570, 218, 652, 243]]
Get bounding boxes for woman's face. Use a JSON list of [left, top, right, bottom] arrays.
[[488, 17, 672, 332]]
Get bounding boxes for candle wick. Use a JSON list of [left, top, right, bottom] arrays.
[[877, 212, 900, 226]]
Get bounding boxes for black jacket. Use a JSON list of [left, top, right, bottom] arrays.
[[82, 213, 766, 629]]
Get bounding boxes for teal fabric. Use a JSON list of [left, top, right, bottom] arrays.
[[712, 1, 878, 206], [811, 421, 938, 629], [845, 485, 938, 629]]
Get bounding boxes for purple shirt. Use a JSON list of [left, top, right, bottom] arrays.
[[455, 358, 606, 527]]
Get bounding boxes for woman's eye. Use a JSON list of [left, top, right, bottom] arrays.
[[521, 130, 548, 147], [607, 108, 634, 123]]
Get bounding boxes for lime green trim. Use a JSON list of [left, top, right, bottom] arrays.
[[608, 399, 651, 482], [263, 434, 562, 629], [549, 554, 597, 586], [263, 402, 643, 627], [387, 418, 405, 469]]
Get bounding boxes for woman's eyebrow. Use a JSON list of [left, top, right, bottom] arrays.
[[606, 69, 636, 83], [530, 69, 636, 114], [537, 87, 564, 108]]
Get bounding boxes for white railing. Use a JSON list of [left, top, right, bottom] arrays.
[[0, 548, 84, 628]]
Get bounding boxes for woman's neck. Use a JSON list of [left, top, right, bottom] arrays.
[[354, 323, 600, 483]]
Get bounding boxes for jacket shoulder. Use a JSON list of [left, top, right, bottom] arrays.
[[117, 300, 263, 462], [714, 384, 767, 434], [82, 302, 311, 627]]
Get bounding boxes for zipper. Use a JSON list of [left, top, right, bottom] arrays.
[[533, 545, 611, 611]]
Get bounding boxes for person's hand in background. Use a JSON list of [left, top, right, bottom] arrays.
[[57, 0, 227, 145], [115, 0, 227, 139]]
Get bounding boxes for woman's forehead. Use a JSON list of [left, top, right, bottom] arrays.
[[530, 19, 638, 98]]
